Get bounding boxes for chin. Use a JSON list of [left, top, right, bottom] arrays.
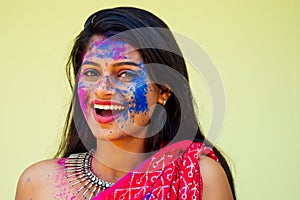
[[91, 129, 125, 141]]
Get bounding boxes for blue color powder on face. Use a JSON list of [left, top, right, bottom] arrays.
[[96, 40, 127, 60], [114, 64, 149, 118], [78, 81, 84, 89], [132, 65, 149, 113]]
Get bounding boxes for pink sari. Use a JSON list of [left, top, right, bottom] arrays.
[[93, 140, 218, 200]]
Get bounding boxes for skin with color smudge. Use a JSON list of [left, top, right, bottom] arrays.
[[77, 35, 161, 141], [55, 158, 79, 199], [14, 35, 166, 200]]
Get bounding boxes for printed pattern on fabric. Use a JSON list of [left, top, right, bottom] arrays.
[[93, 140, 219, 200]]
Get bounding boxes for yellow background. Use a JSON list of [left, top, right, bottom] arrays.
[[1, 0, 299, 199]]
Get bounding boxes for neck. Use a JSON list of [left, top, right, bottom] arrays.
[[92, 137, 147, 182]]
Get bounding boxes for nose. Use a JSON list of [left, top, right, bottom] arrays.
[[95, 75, 114, 98]]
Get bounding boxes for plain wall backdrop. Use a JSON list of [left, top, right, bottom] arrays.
[[0, 0, 299, 199]]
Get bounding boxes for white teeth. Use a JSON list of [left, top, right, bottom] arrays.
[[94, 105, 104, 109], [94, 104, 125, 110]]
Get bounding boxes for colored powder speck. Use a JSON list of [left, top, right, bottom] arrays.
[[57, 158, 66, 165], [144, 193, 152, 199], [78, 81, 84, 89]]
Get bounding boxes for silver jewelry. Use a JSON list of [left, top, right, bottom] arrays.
[[65, 149, 114, 200]]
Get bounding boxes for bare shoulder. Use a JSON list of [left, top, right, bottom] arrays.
[[15, 158, 70, 200], [200, 156, 234, 200], [17, 158, 61, 182]]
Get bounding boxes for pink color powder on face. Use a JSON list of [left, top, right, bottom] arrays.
[[87, 39, 129, 61], [78, 88, 88, 116], [93, 39, 104, 47], [78, 73, 84, 80], [77, 73, 89, 116], [82, 52, 87, 63], [113, 55, 127, 60]]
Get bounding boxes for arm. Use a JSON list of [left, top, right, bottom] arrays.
[[200, 156, 234, 200]]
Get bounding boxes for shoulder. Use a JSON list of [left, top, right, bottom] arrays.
[[16, 158, 61, 187], [199, 156, 233, 200], [15, 158, 67, 200]]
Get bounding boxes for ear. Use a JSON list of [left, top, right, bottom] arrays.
[[157, 86, 172, 106]]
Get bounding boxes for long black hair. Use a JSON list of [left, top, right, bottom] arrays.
[[55, 7, 236, 199]]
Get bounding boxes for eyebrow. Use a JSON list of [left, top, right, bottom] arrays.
[[82, 60, 101, 67], [82, 60, 143, 69], [112, 61, 143, 68]]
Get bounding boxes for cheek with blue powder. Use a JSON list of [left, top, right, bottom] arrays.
[[112, 63, 157, 129]]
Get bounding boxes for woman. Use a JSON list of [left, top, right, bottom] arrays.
[[16, 7, 235, 200]]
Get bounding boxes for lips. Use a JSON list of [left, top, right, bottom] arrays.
[[92, 100, 126, 123]]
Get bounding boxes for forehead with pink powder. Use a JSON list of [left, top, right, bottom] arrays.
[[83, 37, 140, 63]]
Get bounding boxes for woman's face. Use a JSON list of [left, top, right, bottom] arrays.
[[77, 35, 162, 141]]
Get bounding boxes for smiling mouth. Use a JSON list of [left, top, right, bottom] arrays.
[[94, 104, 126, 117]]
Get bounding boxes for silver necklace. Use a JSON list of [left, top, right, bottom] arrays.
[[65, 149, 114, 200]]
